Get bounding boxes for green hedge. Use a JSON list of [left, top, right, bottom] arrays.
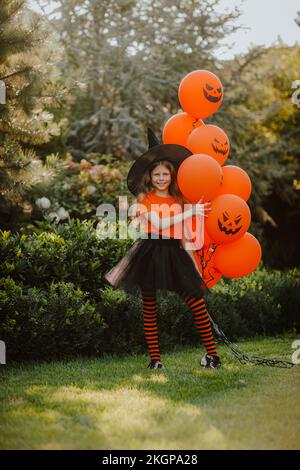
[[206, 267, 300, 340], [0, 277, 105, 361], [0, 222, 299, 361], [0, 220, 132, 294]]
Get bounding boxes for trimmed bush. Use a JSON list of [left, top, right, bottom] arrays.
[[0, 277, 106, 360], [0, 220, 132, 294], [0, 223, 299, 361], [206, 266, 300, 340]]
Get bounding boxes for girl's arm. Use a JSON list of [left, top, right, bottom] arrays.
[[143, 205, 205, 231]]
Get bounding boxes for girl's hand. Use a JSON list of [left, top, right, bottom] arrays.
[[192, 196, 212, 217]]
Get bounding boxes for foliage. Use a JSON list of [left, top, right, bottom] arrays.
[[0, 0, 69, 226], [0, 224, 298, 360], [214, 45, 300, 267], [0, 276, 106, 360], [0, 220, 133, 294], [206, 265, 300, 340], [37, 0, 241, 160], [26, 153, 131, 222], [2, 2, 299, 268], [97, 264, 299, 357]]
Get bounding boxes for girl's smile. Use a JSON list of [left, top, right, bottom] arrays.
[[151, 165, 171, 195]]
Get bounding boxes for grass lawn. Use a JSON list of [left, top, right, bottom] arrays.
[[0, 335, 299, 450]]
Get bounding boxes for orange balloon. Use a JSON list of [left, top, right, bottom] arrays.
[[219, 165, 252, 201], [187, 124, 229, 166], [163, 112, 204, 146], [177, 154, 223, 203], [193, 247, 222, 288], [204, 226, 214, 246], [206, 194, 251, 244], [178, 70, 223, 119], [214, 232, 262, 278]]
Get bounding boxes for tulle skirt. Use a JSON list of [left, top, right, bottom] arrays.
[[104, 235, 209, 298]]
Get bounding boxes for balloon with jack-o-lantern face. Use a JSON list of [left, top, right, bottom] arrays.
[[178, 70, 223, 120], [205, 194, 251, 245], [187, 124, 230, 166]]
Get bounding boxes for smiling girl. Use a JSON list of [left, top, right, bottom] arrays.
[[105, 128, 221, 370]]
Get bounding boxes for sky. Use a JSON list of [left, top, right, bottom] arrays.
[[29, 0, 299, 59], [215, 0, 299, 59]]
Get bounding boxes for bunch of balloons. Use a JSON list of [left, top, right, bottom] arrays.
[[162, 70, 262, 288]]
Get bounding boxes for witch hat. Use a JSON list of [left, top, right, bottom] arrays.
[[127, 127, 192, 196], [147, 127, 160, 147]]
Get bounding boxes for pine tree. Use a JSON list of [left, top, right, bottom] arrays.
[[0, 0, 64, 226]]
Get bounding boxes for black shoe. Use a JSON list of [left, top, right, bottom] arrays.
[[147, 360, 165, 369], [201, 353, 221, 369]]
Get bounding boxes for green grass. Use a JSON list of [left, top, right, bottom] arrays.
[[0, 335, 299, 450]]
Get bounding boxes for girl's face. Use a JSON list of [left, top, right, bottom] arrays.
[[150, 164, 171, 192]]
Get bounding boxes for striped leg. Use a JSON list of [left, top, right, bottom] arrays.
[[141, 290, 161, 361], [180, 292, 217, 356]]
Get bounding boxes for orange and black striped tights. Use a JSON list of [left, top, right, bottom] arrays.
[[142, 290, 217, 361]]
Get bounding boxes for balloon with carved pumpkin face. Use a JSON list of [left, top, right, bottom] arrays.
[[193, 246, 222, 288], [205, 194, 251, 244], [187, 124, 230, 166], [178, 70, 223, 119], [214, 232, 262, 278], [162, 112, 204, 146]]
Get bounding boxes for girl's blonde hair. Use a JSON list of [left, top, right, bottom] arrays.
[[132, 160, 190, 218]]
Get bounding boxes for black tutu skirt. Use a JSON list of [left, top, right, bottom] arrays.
[[104, 235, 209, 298]]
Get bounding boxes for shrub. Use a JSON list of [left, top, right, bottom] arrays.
[[27, 153, 131, 222], [0, 277, 106, 360], [0, 220, 133, 294], [206, 265, 300, 340], [0, 224, 299, 361]]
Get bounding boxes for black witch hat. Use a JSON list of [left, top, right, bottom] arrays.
[[127, 128, 192, 196]]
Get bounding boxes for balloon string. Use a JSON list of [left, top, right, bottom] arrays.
[[195, 242, 218, 276], [197, 244, 295, 367], [206, 310, 297, 369]]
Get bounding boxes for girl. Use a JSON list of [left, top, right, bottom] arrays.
[[105, 128, 221, 370]]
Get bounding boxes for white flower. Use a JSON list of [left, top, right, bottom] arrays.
[[36, 197, 51, 210], [46, 212, 59, 222], [78, 82, 87, 91], [86, 184, 97, 195], [56, 207, 69, 220]]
